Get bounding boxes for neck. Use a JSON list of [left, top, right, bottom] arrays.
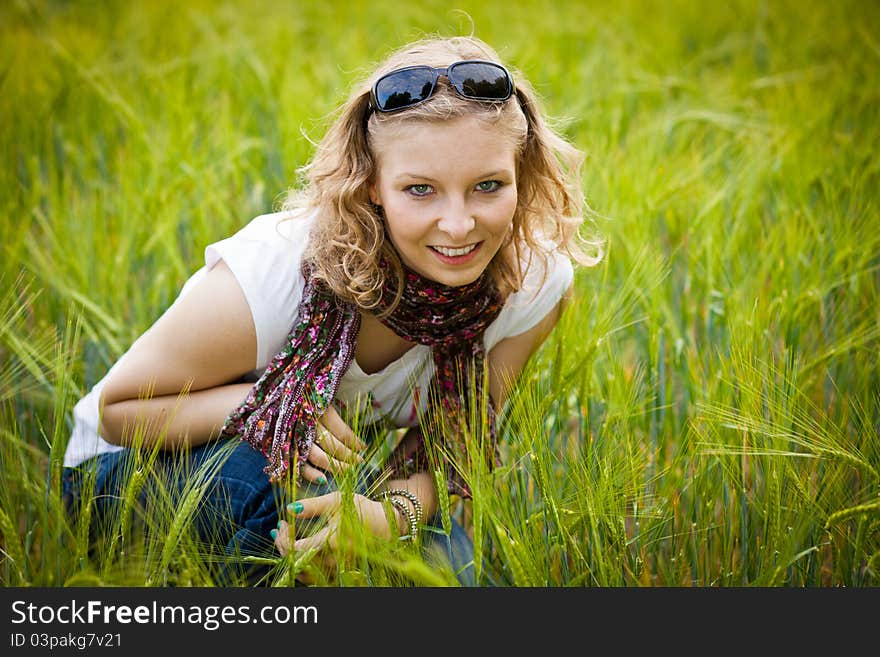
[[355, 311, 416, 375]]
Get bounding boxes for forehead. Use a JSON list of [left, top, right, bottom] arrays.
[[371, 115, 519, 177]]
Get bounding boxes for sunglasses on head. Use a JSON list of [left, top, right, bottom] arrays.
[[369, 60, 515, 113]]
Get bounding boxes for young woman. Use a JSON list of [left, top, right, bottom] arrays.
[[62, 35, 601, 585]]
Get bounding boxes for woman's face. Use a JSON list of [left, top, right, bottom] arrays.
[[369, 115, 519, 288]]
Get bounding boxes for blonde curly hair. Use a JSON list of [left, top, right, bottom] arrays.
[[281, 35, 603, 313]]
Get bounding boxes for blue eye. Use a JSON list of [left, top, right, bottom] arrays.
[[476, 180, 502, 192], [406, 184, 433, 196]]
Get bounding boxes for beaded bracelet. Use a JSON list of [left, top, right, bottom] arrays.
[[387, 497, 418, 542], [374, 489, 423, 542], [384, 488, 424, 526]]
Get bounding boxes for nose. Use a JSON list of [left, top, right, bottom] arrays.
[[436, 199, 475, 242]]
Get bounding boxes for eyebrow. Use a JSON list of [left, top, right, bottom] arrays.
[[393, 170, 511, 182], [395, 173, 439, 183]]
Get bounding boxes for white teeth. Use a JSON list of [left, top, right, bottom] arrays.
[[432, 244, 477, 257]]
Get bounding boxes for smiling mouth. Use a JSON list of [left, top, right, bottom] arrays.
[[429, 244, 480, 257]]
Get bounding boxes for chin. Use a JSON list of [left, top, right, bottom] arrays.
[[427, 266, 487, 288]]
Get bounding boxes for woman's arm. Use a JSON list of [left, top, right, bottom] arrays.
[[99, 259, 258, 449], [486, 283, 573, 408]]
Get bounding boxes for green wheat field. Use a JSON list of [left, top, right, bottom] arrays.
[[1, 0, 878, 587]]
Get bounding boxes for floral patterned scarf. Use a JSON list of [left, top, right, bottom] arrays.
[[219, 257, 504, 489]]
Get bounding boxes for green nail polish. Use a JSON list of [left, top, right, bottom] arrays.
[[270, 529, 277, 539], [293, 501, 304, 514], [316, 476, 327, 486], [277, 520, 283, 529]]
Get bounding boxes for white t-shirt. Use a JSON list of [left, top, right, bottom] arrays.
[[64, 210, 574, 468]]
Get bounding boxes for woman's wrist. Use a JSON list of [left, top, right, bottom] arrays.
[[391, 504, 408, 536], [373, 489, 421, 541], [382, 472, 437, 523], [385, 488, 423, 526], [390, 498, 416, 540]]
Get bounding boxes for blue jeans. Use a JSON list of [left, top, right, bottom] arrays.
[[62, 439, 478, 586]]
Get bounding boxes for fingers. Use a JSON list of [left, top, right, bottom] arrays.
[[289, 491, 341, 520], [315, 425, 363, 466], [307, 442, 355, 476], [273, 520, 293, 555], [299, 458, 334, 486], [300, 407, 365, 486], [273, 520, 335, 581], [273, 492, 347, 584], [321, 406, 367, 455], [294, 525, 334, 553], [273, 491, 341, 550]]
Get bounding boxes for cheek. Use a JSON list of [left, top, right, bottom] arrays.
[[382, 202, 425, 247], [492, 189, 518, 229], [383, 190, 435, 226]]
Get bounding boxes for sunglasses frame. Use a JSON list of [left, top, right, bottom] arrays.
[[369, 59, 515, 113]]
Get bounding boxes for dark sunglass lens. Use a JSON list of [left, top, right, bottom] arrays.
[[375, 68, 436, 111], [449, 63, 511, 100]]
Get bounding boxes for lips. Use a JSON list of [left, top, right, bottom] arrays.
[[430, 244, 479, 257], [427, 242, 484, 267]]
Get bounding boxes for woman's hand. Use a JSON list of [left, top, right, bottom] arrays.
[[272, 491, 400, 557], [300, 405, 366, 485]]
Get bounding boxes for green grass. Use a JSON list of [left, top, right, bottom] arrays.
[[1, 0, 878, 586]]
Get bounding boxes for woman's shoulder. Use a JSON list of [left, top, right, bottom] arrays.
[[216, 207, 315, 245], [204, 207, 316, 270], [485, 242, 573, 348], [203, 206, 318, 370], [513, 241, 574, 303]]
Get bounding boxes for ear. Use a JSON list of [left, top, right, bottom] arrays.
[[368, 182, 382, 207]]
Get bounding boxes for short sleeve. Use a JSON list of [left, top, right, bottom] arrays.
[[204, 210, 313, 371], [483, 247, 574, 351]]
